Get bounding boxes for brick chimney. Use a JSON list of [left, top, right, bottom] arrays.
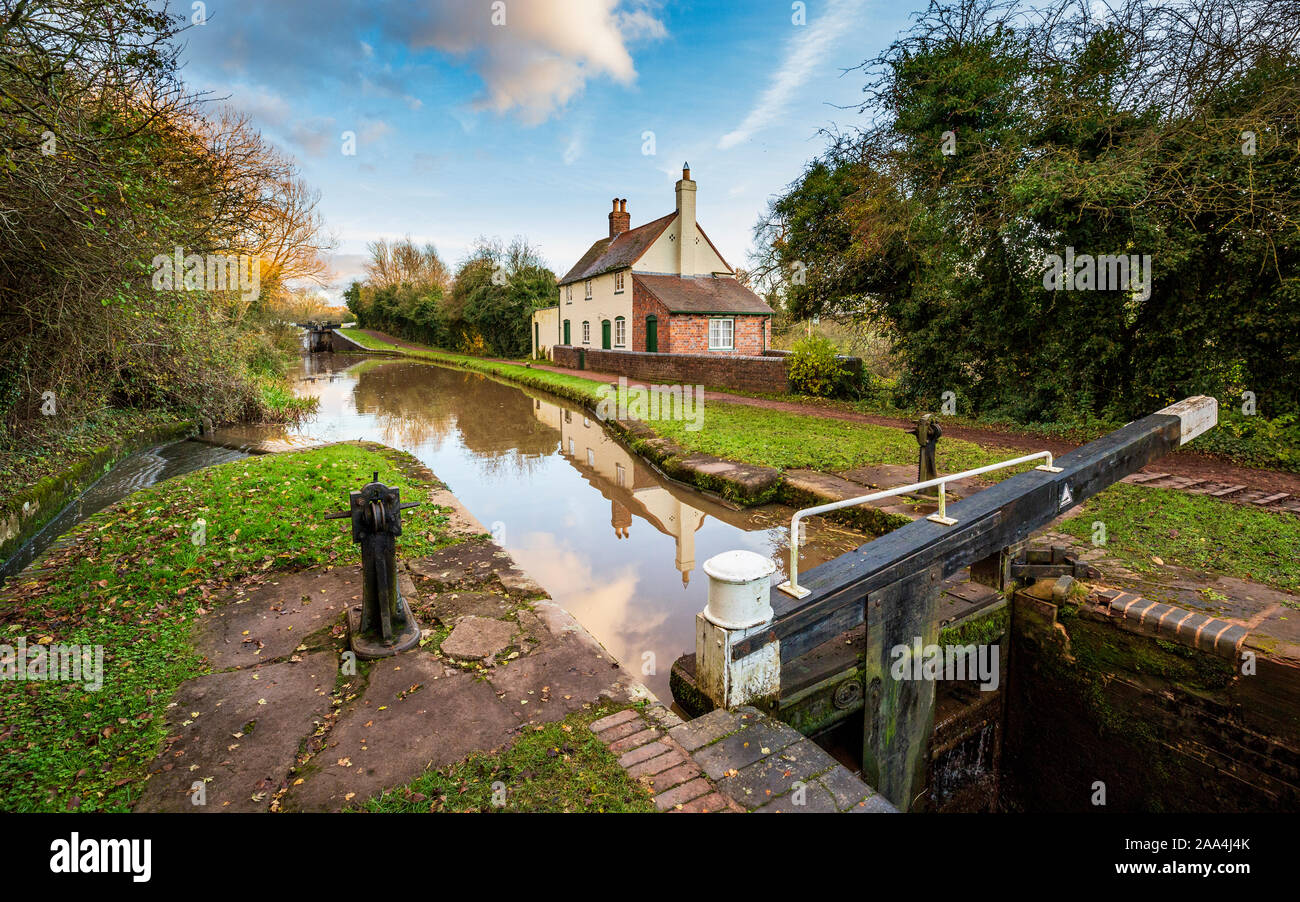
[[675, 163, 696, 276], [608, 198, 630, 238]]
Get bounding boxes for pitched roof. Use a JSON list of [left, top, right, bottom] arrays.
[[558, 212, 676, 286], [634, 273, 773, 315]]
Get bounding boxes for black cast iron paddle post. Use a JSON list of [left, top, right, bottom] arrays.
[[325, 472, 422, 658]]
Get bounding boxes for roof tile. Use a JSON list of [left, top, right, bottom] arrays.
[[634, 273, 772, 315], [558, 212, 677, 285]]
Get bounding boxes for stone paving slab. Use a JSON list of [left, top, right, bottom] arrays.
[[488, 633, 645, 725], [283, 651, 518, 811], [195, 566, 359, 669], [719, 738, 836, 809], [423, 590, 519, 623], [136, 653, 336, 812], [667, 707, 743, 751], [407, 541, 504, 590], [441, 615, 517, 661], [693, 714, 801, 780]]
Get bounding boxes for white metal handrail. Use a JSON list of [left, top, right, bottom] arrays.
[[778, 451, 1063, 598]]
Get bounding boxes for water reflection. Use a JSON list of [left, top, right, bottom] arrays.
[[268, 354, 864, 701]]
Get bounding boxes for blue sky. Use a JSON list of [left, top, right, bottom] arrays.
[[178, 0, 916, 300]]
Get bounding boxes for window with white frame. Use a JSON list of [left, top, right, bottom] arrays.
[[565, 284, 572, 304], [708, 317, 734, 350], [614, 317, 626, 347], [614, 271, 625, 293], [582, 321, 591, 344], [584, 279, 592, 299]]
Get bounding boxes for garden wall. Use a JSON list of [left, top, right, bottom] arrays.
[[552, 345, 789, 393]]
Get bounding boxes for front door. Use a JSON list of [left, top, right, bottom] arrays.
[[601, 320, 611, 349], [534, 322, 539, 357], [563, 320, 570, 345], [645, 315, 658, 352]]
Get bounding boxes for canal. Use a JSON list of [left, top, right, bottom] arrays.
[[254, 351, 863, 702]]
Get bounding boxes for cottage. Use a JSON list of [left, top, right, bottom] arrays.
[[532, 165, 773, 360]]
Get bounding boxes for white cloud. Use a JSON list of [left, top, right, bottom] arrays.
[[718, 0, 867, 149], [563, 131, 584, 165], [397, 0, 667, 124]]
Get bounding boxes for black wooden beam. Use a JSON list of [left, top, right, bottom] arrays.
[[733, 399, 1215, 661]]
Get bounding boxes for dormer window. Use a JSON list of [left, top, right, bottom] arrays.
[[614, 271, 625, 293], [585, 279, 593, 299]]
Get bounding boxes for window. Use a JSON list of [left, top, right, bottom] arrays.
[[708, 317, 734, 350], [615, 463, 625, 487], [614, 317, 626, 347], [614, 271, 625, 293], [582, 321, 591, 344], [565, 284, 572, 304], [586, 448, 595, 467], [568, 438, 574, 454], [584, 279, 592, 299]]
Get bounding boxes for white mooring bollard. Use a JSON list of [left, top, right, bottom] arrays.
[[696, 550, 781, 711]]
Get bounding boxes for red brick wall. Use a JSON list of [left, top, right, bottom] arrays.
[[631, 284, 673, 353], [666, 314, 769, 355], [630, 279, 770, 355], [552, 346, 790, 394]]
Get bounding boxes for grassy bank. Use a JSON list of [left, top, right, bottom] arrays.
[[0, 442, 460, 812], [647, 399, 1022, 475], [1058, 484, 1300, 594], [357, 704, 655, 813]]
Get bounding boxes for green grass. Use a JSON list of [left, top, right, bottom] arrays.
[[357, 704, 655, 813], [649, 399, 1026, 474], [1059, 483, 1300, 592], [0, 442, 464, 812], [336, 327, 397, 351], [255, 373, 318, 424]]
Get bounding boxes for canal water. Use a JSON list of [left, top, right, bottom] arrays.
[[260, 352, 864, 702]]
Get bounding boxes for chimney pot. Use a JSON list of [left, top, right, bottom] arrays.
[[608, 196, 631, 238]]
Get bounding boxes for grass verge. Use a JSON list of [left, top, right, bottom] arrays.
[[648, 399, 1024, 475], [0, 441, 460, 812], [1058, 483, 1300, 592], [357, 704, 655, 813]]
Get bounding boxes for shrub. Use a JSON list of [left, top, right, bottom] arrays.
[[788, 335, 848, 397]]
